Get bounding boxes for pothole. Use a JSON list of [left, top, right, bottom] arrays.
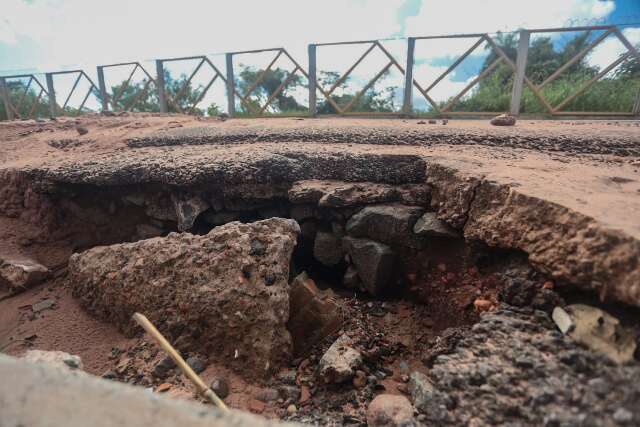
[[1, 170, 639, 425]]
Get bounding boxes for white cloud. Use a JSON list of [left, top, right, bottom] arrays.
[[587, 28, 640, 70]]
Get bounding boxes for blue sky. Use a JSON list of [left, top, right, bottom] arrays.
[[0, 0, 637, 111]]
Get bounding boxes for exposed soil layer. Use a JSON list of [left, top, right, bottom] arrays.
[[1, 114, 639, 425]]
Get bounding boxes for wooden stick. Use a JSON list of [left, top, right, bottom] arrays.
[[131, 312, 229, 412]]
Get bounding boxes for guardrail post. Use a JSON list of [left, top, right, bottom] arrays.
[[96, 66, 109, 112], [402, 37, 416, 117], [0, 77, 14, 120], [633, 88, 640, 116], [510, 30, 530, 116], [308, 44, 317, 117], [45, 72, 57, 118], [225, 53, 235, 117], [155, 60, 168, 113]]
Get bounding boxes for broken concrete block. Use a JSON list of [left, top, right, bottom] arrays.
[[318, 334, 362, 384], [346, 204, 424, 248], [69, 218, 299, 380], [0, 256, 49, 294], [287, 272, 342, 356], [553, 304, 636, 364], [22, 350, 83, 371], [413, 212, 459, 238], [343, 237, 395, 296], [313, 231, 343, 266]]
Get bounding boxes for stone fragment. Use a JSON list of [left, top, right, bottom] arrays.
[[366, 394, 415, 427], [318, 334, 362, 384], [343, 237, 395, 296], [152, 356, 176, 379], [490, 114, 516, 126], [287, 272, 342, 356], [555, 304, 636, 364], [408, 372, 448, 422], [76, 125, 89, 135], [210, 377, 229, 399], [0, 257, 49, 295], [396, 184, 430, 206], [313, 231, 343, 266], [69, 218, 299, 379], [343, 266, 360, 289], [32, 298, 56, 313], [289, 180, 397, 207], [413, 212, 459, 238], [346, 204, 424, 248], [185, 356, 206, 374], [22, 350, 83, 371], [171, 194, 209, 231], [613, 408, 633, 425], [286, 404, 297, 415]]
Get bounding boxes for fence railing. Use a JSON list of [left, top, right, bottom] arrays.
[[1, 24, 639, 121]]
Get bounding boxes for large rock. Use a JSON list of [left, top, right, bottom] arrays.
[[490, 114, 516, 126], [69, 218, 299, 379], [413, 212, 459, 238], [346, 204, 424, 248], [318, 334, 362, 384], [288, 180, 397, 207], [0, 354, 295, 427], [366, 394, 415, 427], [287, 272, 342, 356], [343, 237, 395, 296], [0, 256, 49, 295], [313, 231, 343, 266]]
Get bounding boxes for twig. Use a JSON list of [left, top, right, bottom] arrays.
[[131, 312, 229, 412]]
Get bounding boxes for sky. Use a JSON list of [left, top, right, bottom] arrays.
[[1, 0, 638, 112]]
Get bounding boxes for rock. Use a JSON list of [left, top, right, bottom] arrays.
[[185, 356, 206, 374], [68, 218, 299, 380], [76, 125, 89, 135], [156, 383, 171, 393], [171, 193, 208, 231], [346, 204, 424, 248], [248, 399, 265, 414], [613, 408, 633, 424], [343, 266, 360, 289], [22, 350, 83, 371], [352, 370, 367, 388], [555, 304, 636, 364], [473, 298, 493, 313], [32, 298, 56, 313], [144, 193, 178, 222], [366, 394, 415, 427], [286, 404, 297, 415], [408, 372, 448, 422], [318, 334, 362, 384], [210, 377, 229, 399], [428, 119, 437, 124], [0, 257, 49, 295], [202, 211, 239, 226], [313, 231, 343, 266], [343, 237, 395, 296], [278, 385, 300, 401], [287, 272, 342, 356], [413, 212, 459, 238], [1, 353, 289, 427], [396, 184, 430, 207], [289, 180, 397, 207], [255, 388, 280, 403], [490, 114, 516, 126], [152, 357, 176, 379]]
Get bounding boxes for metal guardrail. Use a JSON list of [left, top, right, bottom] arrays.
[[1, 25, 639, 121]]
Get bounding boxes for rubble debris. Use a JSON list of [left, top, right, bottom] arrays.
[[32, 298, 56, 313], [152, 356, 176, 379], [412, 211, 459, 238], [408, 372, 448, 423], [287, 272, 342, 356], [0, 256, 49, 295], [210, 377, 229, 399], [490, 114, 516, 126], [312, 231, 343, 267], [343, 237, 395, 296], [185, 356, 206, 374], [22, 350, 83, 371], [318, 334, 363, 384], [366, 394, 415, 427], [69, 218, 299, 379], [171, 193, 209, 231], [346, 204, 424, 248], [75, 125, 89, 135], [552, 304, 636, 364]]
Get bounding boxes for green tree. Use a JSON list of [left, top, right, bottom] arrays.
[[236, 66, 305, 114], [0, 79, 50, 120], [316, 70, 396, 114]]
